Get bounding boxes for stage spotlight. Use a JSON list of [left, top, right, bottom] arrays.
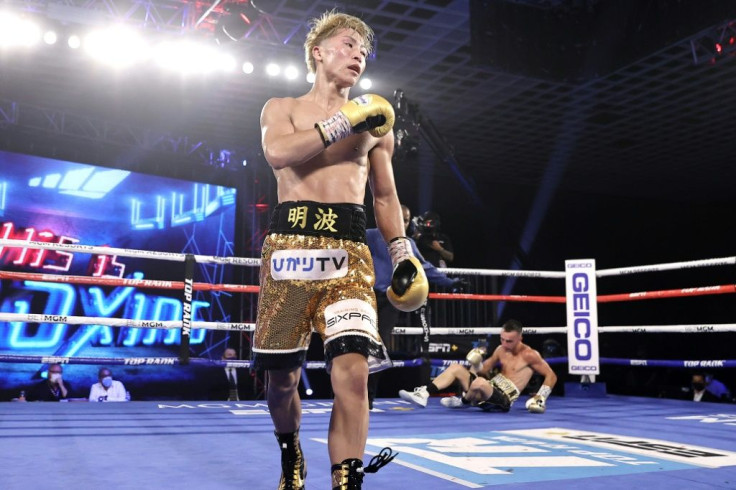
[[68, 34, 81, 49], [284, 65, 299, 80], [242, 61, 254, 74], [219, 53, 237, 72], [84, 25, 147, 68], [265, 62, 280, 76], [359, 78, 372, 90], [0, 13, 41, 47], [43, 30, 57, 45]]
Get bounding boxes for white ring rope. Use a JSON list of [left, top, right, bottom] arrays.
[[437, 268, 565, 279], [0, 313, 255, 332], [439, 256, 736, 278], [0, 239, 260, 267], [2, 238, 734, 277], [596, 256, 736, 277], [2, 312, 730, 336], [392, 324, 736, 336]]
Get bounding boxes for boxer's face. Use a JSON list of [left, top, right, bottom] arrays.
[[499, 331, 521, 352]]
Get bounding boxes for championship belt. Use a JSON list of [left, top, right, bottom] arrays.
[[490, 374, 520, 404]]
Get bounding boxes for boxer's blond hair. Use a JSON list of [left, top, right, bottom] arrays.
[[304, 10, 374, 74]]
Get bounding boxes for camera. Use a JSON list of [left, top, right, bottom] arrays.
[[415, 211, 441, 238]]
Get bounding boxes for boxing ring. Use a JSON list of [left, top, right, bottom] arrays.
[[1, 239, 735, 489]]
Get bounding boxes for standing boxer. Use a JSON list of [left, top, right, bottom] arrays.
[[252, 10, 427, 490]]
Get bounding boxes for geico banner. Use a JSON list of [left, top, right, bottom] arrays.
[[565, 259, 600, 375]]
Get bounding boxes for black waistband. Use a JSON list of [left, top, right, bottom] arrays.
[[269, 201, 367, 243]]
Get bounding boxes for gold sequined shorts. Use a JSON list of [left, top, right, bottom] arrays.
[[252, 203, 390, 373]]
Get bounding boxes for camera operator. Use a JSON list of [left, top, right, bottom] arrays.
[[415, 211, 454, 268]]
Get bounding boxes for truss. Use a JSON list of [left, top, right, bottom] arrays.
[[691, 19, 736, 65], [0, 97, 237, 167], [5, 0, 300, 45]]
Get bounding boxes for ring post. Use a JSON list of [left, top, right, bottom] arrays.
[[179, 254, 196, 365], [564, 258, 605, 397]]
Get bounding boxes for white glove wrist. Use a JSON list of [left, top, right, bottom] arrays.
[[388, 237, 414, 267], [537, 385, 552, 400], [316, 112, 352, 147]]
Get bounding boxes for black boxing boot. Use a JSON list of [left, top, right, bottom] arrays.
[[331, 458, 364, 490], [275, 430, 306, 490], [331, 447, 397, 490]]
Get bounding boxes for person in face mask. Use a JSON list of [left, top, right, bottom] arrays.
[[24, 363, 72, 402], [207, 347, 251, 401], [687, 373, 726, 403], [89, 367, 128, 402]]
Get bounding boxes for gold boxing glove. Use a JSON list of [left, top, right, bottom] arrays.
[[525, 395, 546, 414], [386, 237, 428, 312], [526, 385, 552, 414], [466, 347, 486, 372], [315, 94, 395, 147]]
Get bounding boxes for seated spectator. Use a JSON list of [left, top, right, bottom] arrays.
[[685, 372, 730, 403], [208, 348, 250, 401], [702, 373, 732, 401], [89, 367, 128, 402], [25, 363, 72, 402]]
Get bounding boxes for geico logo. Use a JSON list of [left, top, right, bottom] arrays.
[[326, 312, 376, 329], [571, 272, 589, 293], [570, 365, 598, 371], [570, 271, 593, 361]]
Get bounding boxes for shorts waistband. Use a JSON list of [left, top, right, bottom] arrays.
[[269, 201, 367, 243]]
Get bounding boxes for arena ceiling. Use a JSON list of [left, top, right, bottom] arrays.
[[2, 0, 736, 203]]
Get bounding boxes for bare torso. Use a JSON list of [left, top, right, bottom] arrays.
[[496, 344, 536, 392], [269, 96, 377, 204]]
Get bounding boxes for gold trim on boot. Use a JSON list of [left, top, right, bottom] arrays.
[[276, 431, 306, 490], [331, 458, 363, 490]]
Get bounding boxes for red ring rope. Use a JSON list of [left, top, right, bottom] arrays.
[[0, 270, 259, 293], [2, 270, 734, 304]]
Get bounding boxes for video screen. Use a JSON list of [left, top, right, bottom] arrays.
[[0, 149, 239, 400]]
